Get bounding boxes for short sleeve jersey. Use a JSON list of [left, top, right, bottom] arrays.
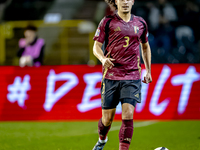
[[93, 13, 148, 80]]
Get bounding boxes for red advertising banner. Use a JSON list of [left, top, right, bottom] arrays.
[[0, 64, 200, 121]]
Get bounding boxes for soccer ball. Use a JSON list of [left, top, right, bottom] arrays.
[[154, 147, 169, 150]]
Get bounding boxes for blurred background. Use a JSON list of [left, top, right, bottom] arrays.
[[0, 0, 200, 66]]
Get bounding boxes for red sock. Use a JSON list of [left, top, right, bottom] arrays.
[[119, 119, 133, 150], [98, 118, 111, 140]]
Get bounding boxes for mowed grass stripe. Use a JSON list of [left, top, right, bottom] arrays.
[[0, 121, 199, 150]]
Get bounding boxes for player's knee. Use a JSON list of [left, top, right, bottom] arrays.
[[122, 109, 133, 120], [102, 116, 113, 126]]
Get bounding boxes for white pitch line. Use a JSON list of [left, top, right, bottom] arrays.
[[109, 120, 158, 132]]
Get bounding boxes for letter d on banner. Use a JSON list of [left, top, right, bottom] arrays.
[[44, 70, 78, 112]]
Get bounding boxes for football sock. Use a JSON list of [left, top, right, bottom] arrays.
[[98, 118, 111, 140], [99, 137, 108, 143], [119, 119, 133, 150]]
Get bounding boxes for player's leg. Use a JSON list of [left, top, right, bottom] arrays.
[[93, 79, 120, 150], [119, 80, 141, 150], [100, 108, 116, 139], [99, 78, 120, 140], [119, 102, 136, 150], [93, 108, 116, 150]]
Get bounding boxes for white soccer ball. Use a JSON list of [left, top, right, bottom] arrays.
[[154, 147, 169, 150]]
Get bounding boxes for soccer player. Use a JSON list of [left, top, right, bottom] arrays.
[[92, 0, 152, 150]]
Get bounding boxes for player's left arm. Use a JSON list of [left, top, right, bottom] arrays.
[[141, 42, 152, 84]]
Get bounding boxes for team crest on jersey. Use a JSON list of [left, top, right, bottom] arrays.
[[95, 29, 100, 37], [134, 26, 139, 34]]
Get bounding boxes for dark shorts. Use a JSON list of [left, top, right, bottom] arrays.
[[101, 79, 141, 109]]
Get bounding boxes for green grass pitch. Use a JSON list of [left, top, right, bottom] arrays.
[[0, 121, 199, 150]]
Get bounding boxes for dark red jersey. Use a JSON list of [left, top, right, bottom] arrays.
[[93, 13, 148, 80]]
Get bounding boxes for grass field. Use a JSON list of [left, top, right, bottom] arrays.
[[0, 121, 200, 150]]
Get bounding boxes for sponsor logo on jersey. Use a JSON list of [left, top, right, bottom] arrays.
[[95, 29, 100, 37], [114, 27, 121, 32]]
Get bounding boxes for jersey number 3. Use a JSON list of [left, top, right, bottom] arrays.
[[123, 36, 129, 48]]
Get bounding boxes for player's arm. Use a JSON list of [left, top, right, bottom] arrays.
[[141, 42, 152, 84], [93, 41, 115, 69]]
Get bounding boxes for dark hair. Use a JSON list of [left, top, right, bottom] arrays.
[[25, 25, 37, 32], [105, 0, 117, 10]]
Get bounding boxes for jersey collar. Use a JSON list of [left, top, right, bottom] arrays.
[[115, 13, 134, 22]]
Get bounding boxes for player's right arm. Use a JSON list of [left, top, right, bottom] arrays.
[[93, 41, 115, 69], [93, 16, 115, 69]]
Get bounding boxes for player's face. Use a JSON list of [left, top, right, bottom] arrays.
[[115, 0, 134, 14]]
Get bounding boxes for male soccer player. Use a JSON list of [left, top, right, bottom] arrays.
[[92, 0, 152, 150]]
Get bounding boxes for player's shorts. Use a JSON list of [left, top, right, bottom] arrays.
[[101, 78, 141, 109]]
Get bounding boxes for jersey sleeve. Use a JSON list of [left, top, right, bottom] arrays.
[[93, 17, 107, 44], [139, 18, 148, 43]]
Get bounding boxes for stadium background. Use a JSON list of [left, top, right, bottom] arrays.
[[0, 0, 200, 150]]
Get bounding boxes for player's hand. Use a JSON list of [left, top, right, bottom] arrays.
[[142, 73, 152, 84], [101, 57, 115, 69]]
